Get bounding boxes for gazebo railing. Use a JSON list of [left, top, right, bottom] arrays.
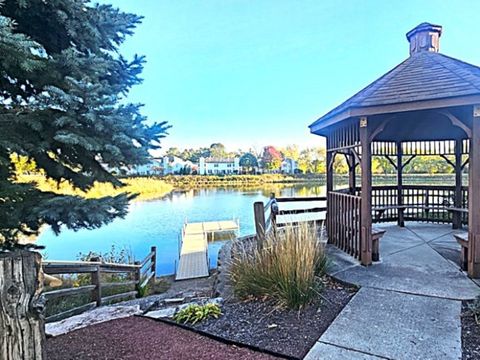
[[327, 191, 362, 260], [355, 184, 468, 225]]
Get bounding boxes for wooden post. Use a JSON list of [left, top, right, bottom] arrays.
[[91, 265, 102, 307], [348, 153, 356, 195], [359, 117, 372, 266], [396, 141, 404, 227], [134, 260, 141, 296], [150, 246, 157, 286], [453, 139, 463, 229], [270, 193, 278, 235], [326, 136, 334, 243], [326, 136, 334, 194], [0, 250, 45, 359], [254, 201, 266, 249], [468, 105, 480, 278]]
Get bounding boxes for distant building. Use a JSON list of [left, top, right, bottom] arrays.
[[198, 157, 240, 175], [281, 158, 298, 174], [163, 156, 196, 175], [126, 158, 163, 176]]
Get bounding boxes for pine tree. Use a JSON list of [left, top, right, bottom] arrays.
[[0, 0, 169, 248]]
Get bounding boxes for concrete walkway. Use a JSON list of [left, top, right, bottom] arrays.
[[305, 222, 480, 360]]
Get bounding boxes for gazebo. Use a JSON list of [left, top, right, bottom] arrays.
[[309, 23, 480, 277]]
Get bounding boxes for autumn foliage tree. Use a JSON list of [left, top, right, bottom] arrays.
[[261, 146, 283, 171]]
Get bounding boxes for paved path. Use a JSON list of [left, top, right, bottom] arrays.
[[305, 222, 480, 360]]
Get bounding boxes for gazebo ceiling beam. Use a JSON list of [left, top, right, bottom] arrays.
[[435, 109, 472, 138], [327, 143, 360, 153], [351, 148, 362, 168], [328, 151, 337, 171], [369, 116, 396, 143]]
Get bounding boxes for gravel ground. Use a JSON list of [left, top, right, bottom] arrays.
[[46, 316, 278, 360], [192, 278, 356, 359], [462, 301, 480, 360]]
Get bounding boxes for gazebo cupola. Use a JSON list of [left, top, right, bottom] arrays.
[[406, 22, 442, 55], [309, 23, 480, 277]]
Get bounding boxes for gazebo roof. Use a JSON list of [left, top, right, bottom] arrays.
[[310, 23, 480, 134]]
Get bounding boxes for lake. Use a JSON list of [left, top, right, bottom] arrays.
[[38, 183, 327, 275]]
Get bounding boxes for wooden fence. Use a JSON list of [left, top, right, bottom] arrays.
[[42, 246, 156, 323], [253, 194, 327, 242], [252, 184, 468, 261], [327, 191, 362, 259]]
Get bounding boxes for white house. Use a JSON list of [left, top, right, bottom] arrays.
[[198, 157, 240, 175], [126, 158, 163, 176], [163, 155, 196, 175], [281, 158, 298, 174]]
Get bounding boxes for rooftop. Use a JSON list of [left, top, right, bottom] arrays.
[[310, 22, 480, 133]]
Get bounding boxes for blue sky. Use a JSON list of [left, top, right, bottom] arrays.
[[104, 0, 480, 152]]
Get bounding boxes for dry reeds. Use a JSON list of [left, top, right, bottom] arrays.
[[229, 223, 327, 309]]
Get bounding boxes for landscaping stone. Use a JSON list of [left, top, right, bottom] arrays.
[[46, 305, 142, 337], [178, 297, 224, 310], [164, 297, 185, 304], [143, 307, 176, 319], [311, 287, 462, 360], [143, 297, 224, 320], [215, 240, 235, 302]]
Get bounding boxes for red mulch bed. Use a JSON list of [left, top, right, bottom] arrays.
[[46, 316, 278, 360]]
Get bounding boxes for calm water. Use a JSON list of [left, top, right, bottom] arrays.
[[38, 183, 327, 275]]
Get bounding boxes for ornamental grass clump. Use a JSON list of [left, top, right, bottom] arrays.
[[174, 303, 222, 325], [230, 223, 327, 310]]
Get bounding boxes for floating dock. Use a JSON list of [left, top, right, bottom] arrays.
[[175, 220, 239, 281]]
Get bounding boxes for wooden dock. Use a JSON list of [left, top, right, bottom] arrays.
[[175, 220, 239, 281]]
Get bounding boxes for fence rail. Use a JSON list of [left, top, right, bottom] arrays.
[[360, 185, 469, 225], [253, 194, 327, 242], [42, 246, 156, 323]]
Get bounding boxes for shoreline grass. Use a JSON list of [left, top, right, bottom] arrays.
[[17, 175, 174, 201]]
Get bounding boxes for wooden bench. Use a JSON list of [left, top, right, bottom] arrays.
[[373, 205, 406, 221], [447, 207, 469, 229], [372, 226, 386, 262], [454, 232, 469, 271]]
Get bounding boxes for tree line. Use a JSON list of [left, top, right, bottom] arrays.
[[165, 144, 460, 175]]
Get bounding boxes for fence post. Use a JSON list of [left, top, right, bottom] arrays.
[[150, 246, 157, 286], [270, 193, 278, 235], [134, 260, 141, 296], [91, 265, 102, 307], [254, 201, 266, 249]]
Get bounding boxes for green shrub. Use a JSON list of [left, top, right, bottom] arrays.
[[173, 303, 222, 325], [136, 283, 150, 298], [230, 223, 327, 310], [468, 295, 480, 325]]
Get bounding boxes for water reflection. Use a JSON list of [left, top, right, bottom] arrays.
[[38, 182, 326, 275]]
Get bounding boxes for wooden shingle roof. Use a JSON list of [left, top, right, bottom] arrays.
[[310, 25, 480, 134]]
